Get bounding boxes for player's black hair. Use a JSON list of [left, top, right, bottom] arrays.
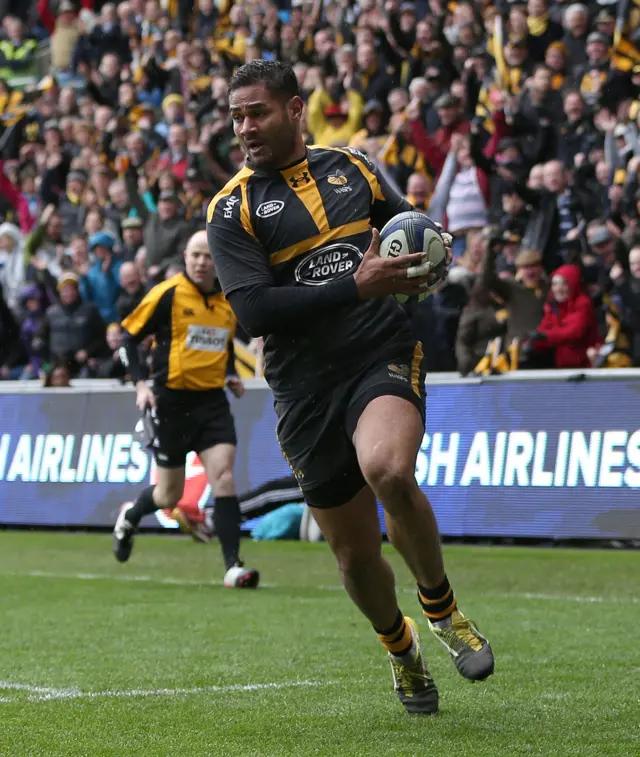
[[228, 60, 301, 102]]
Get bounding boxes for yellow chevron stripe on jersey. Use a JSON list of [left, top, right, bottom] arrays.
[[279, 160, 330, 234], [270, 218, 370, 265], [206, 165, 256, 239]]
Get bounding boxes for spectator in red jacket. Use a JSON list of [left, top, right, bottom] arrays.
[[529, 264, 600, 368]]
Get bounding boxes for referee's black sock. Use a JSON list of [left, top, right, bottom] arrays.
[[214, 495, 242, 570], [126, 486, 158, 527]]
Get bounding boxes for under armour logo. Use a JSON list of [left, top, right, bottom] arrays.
[[289, 172, 311, 188]]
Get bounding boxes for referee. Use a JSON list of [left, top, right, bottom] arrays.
[[113, 230, 259, 589], [207, 61, 494, 714]]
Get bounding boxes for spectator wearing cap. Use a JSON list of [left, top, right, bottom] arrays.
[[575, 32, 632, 112], [143, 190, 191, 283], [528, 264, 600, 369], [495, 230, 523, 279], [500, 184, 532, 239], [34, 271, 107, 378], [585, 225, 628, 301], [80, 232, 123, 324], [116, 260, 147, 321], [483, 242, 549, 351], [39, 0, 82, 74], [120, 217, 144, 261], [57, 169, 88, 244], [306, 76, 364, 146], [349, 100, 389, 156], [156, 94, 185, 141], [406, 93, 471, 178]]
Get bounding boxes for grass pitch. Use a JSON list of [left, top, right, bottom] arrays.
[[0, 532, 638, 757]]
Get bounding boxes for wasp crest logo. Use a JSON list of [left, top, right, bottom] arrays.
[[289, 171, 311, 188], [327, 170, 348, 186], [388, 363, 409, 376]]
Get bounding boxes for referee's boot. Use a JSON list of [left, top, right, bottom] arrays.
[[428, 610, 494, 681], [113, 502, 136, 563], [223, 561, 260, 589], [388, 617, 439, 715]]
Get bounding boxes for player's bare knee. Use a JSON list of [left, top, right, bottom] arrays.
[[212, 467, 235, 494], [335, 544, 381, 582], [360, 450, 415, 506], [153, 484, 183, 509]]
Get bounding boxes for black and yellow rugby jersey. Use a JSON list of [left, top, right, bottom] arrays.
[[206, 145, 416, 399], [121, 272, 236, 392]]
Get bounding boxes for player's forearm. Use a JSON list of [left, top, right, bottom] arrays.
[[119, 335, 145, 382], [227, 279, 359, 338]]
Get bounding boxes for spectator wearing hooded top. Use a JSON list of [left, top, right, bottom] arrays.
[[80, 232, 123, 325], [527, 263, 600, 368], [17, 283, 50, 379]]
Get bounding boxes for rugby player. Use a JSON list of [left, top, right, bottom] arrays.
[[112, 230, 259, 589], [207, 61, 495, 714]]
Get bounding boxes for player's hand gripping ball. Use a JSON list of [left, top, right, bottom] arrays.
[[379, 211, 452, 303]]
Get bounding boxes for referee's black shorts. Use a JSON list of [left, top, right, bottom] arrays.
[[153, 388, 237, 468], [275, 342, 426, 509]]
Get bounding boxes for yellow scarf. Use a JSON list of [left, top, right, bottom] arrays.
[[528, 13, 549, 37]]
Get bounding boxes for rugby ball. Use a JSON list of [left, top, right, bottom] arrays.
[[379, 211, 448, 303]]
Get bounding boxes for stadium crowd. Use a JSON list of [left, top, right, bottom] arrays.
[[0, 0, 639, 383]]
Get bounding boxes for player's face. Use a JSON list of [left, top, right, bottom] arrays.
[[230, 83, 302, 169], [185, 243, 215, 288]]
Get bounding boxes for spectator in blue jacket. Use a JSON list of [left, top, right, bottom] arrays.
[[80, 232, 123, 324]]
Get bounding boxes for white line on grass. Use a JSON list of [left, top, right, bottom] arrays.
[[0, 679, 326, 704], [5, 570, 639, 605]]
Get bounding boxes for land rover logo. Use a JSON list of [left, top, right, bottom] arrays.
[[256, 200, 285, 218], [295, 243, 363, 286]]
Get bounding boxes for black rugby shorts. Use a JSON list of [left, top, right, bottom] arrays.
[[274, 343, 426, 508], [152, 389, 237, 468]]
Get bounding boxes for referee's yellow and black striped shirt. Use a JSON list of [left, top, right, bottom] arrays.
[[206, 145, 416, 399], [121, 272, 236, 391]]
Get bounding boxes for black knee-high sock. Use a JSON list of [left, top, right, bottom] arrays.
[[214, 496, 241, 570], [126, 486, 157, 527]]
